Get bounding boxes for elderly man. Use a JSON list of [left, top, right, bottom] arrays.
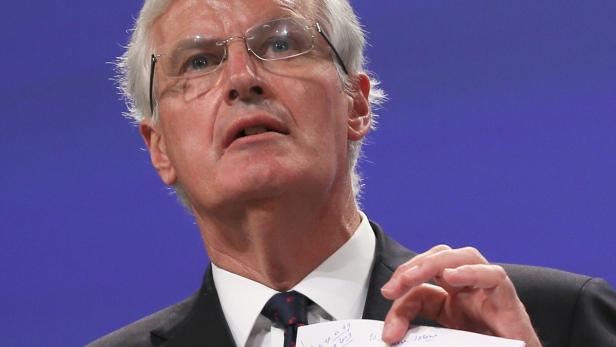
[[91, 0, 616, 346]]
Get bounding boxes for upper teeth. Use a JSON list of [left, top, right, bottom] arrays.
[[244, 126, 268, 136]]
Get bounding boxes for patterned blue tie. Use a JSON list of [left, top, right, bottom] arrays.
[[261, 291, 310, 347]]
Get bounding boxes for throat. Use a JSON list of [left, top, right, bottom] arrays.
[[199, 208, 360, 291], [193, 184, 362, 291]]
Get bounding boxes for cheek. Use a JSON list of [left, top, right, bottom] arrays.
[[276, 80, 351, 172], [157, 101, 219, 171], [273, 68, 348, 127]]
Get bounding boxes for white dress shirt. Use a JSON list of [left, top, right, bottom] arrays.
[[212, 211, 376, 347]]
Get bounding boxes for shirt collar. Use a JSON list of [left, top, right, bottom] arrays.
[[212, 262, 278, 347], [292, 211, 375, 321], [212, 211, 376, 347]]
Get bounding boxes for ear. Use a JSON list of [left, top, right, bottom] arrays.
[[139, 120, 177, 186], [347, 73, 371, 141]]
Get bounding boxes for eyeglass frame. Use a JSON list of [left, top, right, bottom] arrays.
[[148, 20, 349, 114]]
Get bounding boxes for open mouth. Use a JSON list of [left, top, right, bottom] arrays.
[[225, 120, 290, 149], [233, 125, 288, 140], [236, 125, 277, 138]]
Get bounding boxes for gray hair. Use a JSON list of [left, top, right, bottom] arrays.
[[116, 0, 386, 208]]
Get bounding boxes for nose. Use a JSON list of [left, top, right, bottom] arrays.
[[223, 38, 267, 104]]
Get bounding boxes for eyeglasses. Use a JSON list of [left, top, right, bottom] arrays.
[[148, 17, 349, 114]]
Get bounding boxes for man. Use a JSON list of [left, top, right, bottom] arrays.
[[91, 0, 616, 346]]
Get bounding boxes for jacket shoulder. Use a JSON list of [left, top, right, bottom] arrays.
[[501, 264, 616, 346], [87, 293, 198, 347]]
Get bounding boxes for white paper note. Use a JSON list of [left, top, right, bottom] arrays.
[[297, 320, 525, 347]]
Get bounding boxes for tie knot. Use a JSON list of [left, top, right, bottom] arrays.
[[262, 291, 310, 328]]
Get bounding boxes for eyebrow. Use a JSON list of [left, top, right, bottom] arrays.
[[170, 36, 220, 51], [165, 36, 222, 67]]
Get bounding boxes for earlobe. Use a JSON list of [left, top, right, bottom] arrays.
[[139, 120, 177, 186], [348, 73, 372, 141]]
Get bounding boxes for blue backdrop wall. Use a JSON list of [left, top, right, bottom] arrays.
[[1, 1, 615, 345]]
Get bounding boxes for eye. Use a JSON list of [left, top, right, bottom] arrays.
[[270, 39, 290, 53], [259, 35, 303, 58], [187, 55, 210, 71], [175, 51, 225, 76]]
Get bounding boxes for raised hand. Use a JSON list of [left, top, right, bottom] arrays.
[[380, 245, 542, 347]]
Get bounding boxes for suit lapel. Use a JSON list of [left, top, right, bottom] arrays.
[[152, 267, 236, 347], [363, 221, 414, 320], [363, 259, 398, 320], [363, 222, 440, 327]]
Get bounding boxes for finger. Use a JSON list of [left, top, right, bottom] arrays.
[[382, 247, 487, 299], [391, 244, 452, 279], [380, 244, 451, 297], [440, 264, 538, 342], [441, 264, 519, 308], [382, 283, 448, 344], [442, 264, 507, 289]]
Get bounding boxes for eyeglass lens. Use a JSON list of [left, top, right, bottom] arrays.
[[150, 17, 348, 114], [159, 18, 315, 79]]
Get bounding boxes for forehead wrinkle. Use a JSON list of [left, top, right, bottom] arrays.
[[277, 0, 315, 20], [152, 0, 317, 49], [151, 0, 228, 49]]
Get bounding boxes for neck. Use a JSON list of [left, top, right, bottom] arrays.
[[193, 182, 361, 291]]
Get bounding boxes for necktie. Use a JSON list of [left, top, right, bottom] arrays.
[[261, 291, 310, 347]]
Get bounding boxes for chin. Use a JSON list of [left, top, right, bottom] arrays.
[[218, 161, 301, 203], [250, 161, 300, 189], [195, 153, 334, 209]]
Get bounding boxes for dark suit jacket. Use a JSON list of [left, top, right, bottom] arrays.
[[89, 222, 616, 346]]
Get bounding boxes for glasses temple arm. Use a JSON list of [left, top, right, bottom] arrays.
[[149, 54, 157, 115], [315, 23, 349, 75]]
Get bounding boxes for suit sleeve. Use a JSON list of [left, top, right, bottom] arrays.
[[568, 278, 616, 347]]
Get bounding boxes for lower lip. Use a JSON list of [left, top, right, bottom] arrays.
[[227, 131, 287, 150]]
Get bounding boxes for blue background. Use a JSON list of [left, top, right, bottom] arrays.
[[1, 1, 615, 345]]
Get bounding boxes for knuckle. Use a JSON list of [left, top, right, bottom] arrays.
[[492, 265, 508, 281], [461, 246, 486, 261], [395, 262, 415, 277], [462, 246, 479, 255], [432, 244, 452, 252], [393, 259, 412, 272], [390, 269, 404, 283], [421, 255, 438, 271]]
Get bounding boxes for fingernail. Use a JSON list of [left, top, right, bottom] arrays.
[[381, 281, 396, 294], [382, 319, 398, 341]]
